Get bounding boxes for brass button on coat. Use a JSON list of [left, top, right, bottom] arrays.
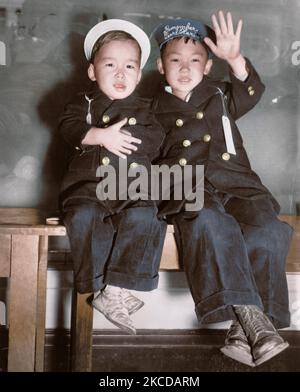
[[128, 117, 137, 125], [75, 146, 80, 150], [203, 134, 211, 142], [179, 158, 187, 166], [222, 152, 230, 161], [182, 139, 191, 147], [102, 156, 110, 166], [248, 86, 255, 95], [129, 162, 139, 169], [176, 119, 184, 127], [102, 114, 110, 124], [196, 111, 204, 120]]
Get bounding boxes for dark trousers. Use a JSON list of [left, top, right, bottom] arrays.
[[63, 202, 167, 294], [172, 191, 293, 329]]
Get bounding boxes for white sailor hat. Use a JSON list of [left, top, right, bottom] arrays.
[[84, 19, 151, 69]]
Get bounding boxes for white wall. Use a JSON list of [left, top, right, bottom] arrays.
[[0, 271, 300, 331], [44, 271, 300, 331], [1, 272, 299, 331]]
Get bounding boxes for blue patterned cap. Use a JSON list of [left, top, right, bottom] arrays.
[[153, 18, 216, 58]]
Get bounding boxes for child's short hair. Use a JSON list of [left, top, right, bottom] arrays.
[[90, 30, 141, 64], [160, 36, 210, 59]]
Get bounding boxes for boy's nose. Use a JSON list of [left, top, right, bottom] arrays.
[[180, 63, 190, 72], [115, 69, 125, 79]]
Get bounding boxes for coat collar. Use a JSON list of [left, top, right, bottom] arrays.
[[84, 82, 148, 108], [84, 82, 111, 104], [189, 76, 225, 107], [155, 76, 224, 113]]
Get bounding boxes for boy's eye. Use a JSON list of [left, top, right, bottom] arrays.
[[192, 58, 200, 62], [126, 64, 135, 69], [170, 58, 179, 62], [105, 63, 114, 67]]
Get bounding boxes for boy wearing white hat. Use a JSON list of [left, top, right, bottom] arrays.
[[152, 11, 293, 366], [59, 19, 166, 334]]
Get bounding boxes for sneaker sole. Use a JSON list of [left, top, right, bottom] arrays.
[[92, 300, 136, 335], [128, 301, 144, 315], [220, 346, 255, 367], [254, 341, 289, 366]]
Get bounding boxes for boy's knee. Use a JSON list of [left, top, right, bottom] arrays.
[[257, 219, 292, 241], [245, 218, 293, 254], [65, 203, 100, 226], [121, 206, 157, 225], [188, 207, 234, 231]]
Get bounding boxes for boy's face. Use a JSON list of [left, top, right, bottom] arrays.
[[88, 39, 142, 100], [157, 38, 212, 100]]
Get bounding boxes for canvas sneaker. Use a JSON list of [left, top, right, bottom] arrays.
[[121, 288, 144, 315], [92, 285, 136, 335]]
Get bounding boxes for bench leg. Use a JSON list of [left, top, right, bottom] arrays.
[[70, 290, 93, 372], [35, 236, 48, 372], [8, 235, 39, 372]]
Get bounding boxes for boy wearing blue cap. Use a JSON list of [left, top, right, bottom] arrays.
[[153, 11, 293, 366], [59, 19, 166, 334]]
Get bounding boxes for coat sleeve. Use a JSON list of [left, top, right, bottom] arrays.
[[225, 58, 266, 120], [59, 95, 92, 149]]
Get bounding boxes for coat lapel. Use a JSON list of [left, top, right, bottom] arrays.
[[155, 76, 224, 113], [189, 76, 224, 108]]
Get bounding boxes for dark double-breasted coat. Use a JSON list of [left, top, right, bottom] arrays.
[[152, 59, 293, 328], [59, 87, 167, 294], [59, 86, 165, 214], [153, 58, 280, 223]]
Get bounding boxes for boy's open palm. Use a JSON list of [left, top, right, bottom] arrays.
[[101, 118, 141, 159], [204, 10, 242, 62]]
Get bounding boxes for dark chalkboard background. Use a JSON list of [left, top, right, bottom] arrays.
[[0, 0, 299, 214]]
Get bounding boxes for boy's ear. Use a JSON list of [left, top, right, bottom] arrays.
[[157, 57, 165, 75], [204, 59, 213, 75], [87, 63, 96, 81]]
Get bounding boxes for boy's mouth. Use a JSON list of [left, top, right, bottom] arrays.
[[114, 83, 126, 91], [178, 78, 191, 84]]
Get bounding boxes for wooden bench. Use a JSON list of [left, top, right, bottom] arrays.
[[0, 208, 299, 372], [0, 209, 66, 372], [0, 208, 178, 372]]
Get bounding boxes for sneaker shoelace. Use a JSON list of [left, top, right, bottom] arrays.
[[103, 290, 130, 320]]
